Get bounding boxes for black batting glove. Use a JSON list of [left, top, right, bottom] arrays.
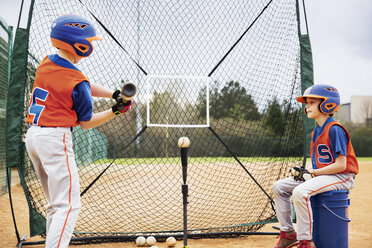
[[112, 89, 121, 102]]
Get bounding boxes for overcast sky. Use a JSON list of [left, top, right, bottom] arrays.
[[0, 0, 371, 104]]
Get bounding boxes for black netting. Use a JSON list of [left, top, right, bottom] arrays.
[[22, 0, 304, 241]]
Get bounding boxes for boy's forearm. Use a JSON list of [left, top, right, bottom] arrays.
[[90, 82, 114, 98], [79, 109, 115, 129], [312, 155, 347, 175]]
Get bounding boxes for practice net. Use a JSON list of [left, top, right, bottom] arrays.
[[19, 0, 306, 243]]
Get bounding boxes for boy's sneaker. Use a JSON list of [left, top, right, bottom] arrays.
[[273, 230, 298, 248], [297, 240, 316, 248]]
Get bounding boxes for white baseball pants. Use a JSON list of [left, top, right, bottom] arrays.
[[25, 125, 81, 248]]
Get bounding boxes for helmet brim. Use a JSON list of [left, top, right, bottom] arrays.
[[296, 95, 325, 103], [87, 35, 103, 41]]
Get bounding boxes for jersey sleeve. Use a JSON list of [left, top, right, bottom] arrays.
[[72, 81, 93, 121], [329, 125, 348, 158]]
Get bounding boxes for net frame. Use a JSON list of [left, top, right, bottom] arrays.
[[5, 1, 314, 245]]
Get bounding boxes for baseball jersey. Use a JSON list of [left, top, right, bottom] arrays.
[[27, 54, 93, 127], [310, 117, 358, 174]]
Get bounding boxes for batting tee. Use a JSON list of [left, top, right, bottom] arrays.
[[6, 0, 315, 245]]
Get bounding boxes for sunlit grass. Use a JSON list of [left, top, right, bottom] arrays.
[[93, 156, 303, 165]]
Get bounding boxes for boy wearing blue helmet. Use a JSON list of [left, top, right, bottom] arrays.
[[25, 14, 131, 247], [272, 84, 358, 248]]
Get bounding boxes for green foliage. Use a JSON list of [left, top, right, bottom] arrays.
[[149, 90, 192, 124], [264, 98, 284, 135], [348, 125, 372, 137], [348, 125, 372, 157], [263, 98, 304, 138], [197, 80, 260, 121]]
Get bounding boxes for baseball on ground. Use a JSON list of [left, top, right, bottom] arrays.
[[166, 236, 177, 247], [135, 236, 146, 246], [146, 236, 156, 246], [178, 137, 190, 148]]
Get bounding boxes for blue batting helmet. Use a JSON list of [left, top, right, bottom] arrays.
[[296, 84, 340, 114], [50, 14, 103, 57]]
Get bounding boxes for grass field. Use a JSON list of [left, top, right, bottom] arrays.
[[94, 156, 303, 165], [355, 157, 372, 161], [94, 156, 372, 165]]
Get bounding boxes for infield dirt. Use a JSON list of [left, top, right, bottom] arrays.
[[1, 162, 371, 248]]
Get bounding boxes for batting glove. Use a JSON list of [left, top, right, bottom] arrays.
[[112, 99, 133, 116], [112, 89, 121, 102]]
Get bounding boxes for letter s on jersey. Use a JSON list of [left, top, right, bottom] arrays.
[[29, 87, 49, 125], [317, 144, 333, 164]]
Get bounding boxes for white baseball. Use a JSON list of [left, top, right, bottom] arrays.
[[166, 236, 177, 247], [135, 236, 146, 246], [146, 236, 156, 246], [150, 246, 159, 248], [178, 137, 190, 148]]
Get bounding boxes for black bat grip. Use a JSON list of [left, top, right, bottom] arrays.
[[182, 184, 188, 204], [115, 97, 132, 105]]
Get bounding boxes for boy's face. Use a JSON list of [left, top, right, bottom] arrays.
[[305, 97, 322, 119]]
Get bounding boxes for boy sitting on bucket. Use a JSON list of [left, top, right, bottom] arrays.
[[272, 84, 358, 248]]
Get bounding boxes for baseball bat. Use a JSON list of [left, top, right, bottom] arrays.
[[117, 82, 136, 102]]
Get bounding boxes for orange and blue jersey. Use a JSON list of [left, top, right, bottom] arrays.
[[26, 54, 93, 127], [310, 117, 358, 175]]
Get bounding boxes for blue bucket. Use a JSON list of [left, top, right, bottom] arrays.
[[311, 190, 350, 248]]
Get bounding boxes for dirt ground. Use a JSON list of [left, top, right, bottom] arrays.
[[1, 162, 371, 248]]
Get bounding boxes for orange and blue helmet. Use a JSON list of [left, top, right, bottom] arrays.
[[50, 14, 103, 57], [296, 84, 340, 114]]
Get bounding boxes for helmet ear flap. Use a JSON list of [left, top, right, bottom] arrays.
[[318, 99, 325, 113], [325, 103, 337, 110], [74, 43, 89, 53], [320, 98, 339, 114], [303, 97, 308, 115]]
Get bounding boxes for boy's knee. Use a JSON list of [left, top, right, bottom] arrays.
[[292, 187, 307, 203], [272, 180, 285, 196]]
